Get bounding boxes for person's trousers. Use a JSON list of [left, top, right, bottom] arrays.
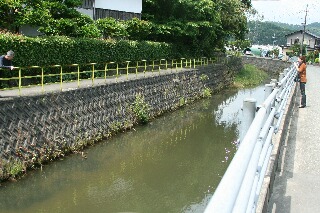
[[300, 82, 306, 106]]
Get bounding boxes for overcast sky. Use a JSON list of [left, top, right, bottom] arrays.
[[251, 0, 320, 25]]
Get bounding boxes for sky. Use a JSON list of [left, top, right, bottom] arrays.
[[251, 0, 320, 25]]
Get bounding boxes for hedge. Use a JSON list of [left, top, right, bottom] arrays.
[[0, 33, 174, 68]]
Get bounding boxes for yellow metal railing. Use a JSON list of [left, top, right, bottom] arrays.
[[0, 57, 215, 96]]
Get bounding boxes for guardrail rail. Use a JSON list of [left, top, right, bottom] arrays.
[[204, 64, 297, 213]]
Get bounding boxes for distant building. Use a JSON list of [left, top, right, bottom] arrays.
[[78, 0, 142, 20], [19, 0, 142, 36], [284, 30, 320, 54]]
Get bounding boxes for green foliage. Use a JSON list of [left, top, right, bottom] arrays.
[[143, 0, 251, 56], [247, 21, 292, 45], [1, 158, 25, 179], [289, 43, 306, 56], [315, 58, 319, 63], [202, 87, 212, 98], [95, 17, 127, 39], [0, 32, 173, 67], [131, 94, 151, 124], [125, 18, 152, 41], [306, 50, 319, 63], [234, 64, 268, 88], [0, 0, 83, 33], [0, 0, 251, 57], [200, 74, 209, 81]]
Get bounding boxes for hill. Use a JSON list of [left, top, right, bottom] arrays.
[[247, 21, 320, 45]]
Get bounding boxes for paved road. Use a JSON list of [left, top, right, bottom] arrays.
[[268, 65, 320, 213]]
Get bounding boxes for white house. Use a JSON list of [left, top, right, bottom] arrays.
[[78, 0, 142, 20], [285, 30, 320, 52], [19, 0, 142, 36]]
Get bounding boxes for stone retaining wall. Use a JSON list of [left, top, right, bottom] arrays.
[[0, 57, 241, 179], [242, 56, 291, 76], [0, 56, 291, 181]]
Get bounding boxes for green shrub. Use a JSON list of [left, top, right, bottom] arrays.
[[130, 94, 151, 124], [0, 32, 174, 67], [234, 64, 268, 87]]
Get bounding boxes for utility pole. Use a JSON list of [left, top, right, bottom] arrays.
[[301, 4, 308, 56]]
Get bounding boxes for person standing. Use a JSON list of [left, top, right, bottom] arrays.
[[0, 50, 15, 89], [0, 50, 15, 70], [294, 55, 307, 108]]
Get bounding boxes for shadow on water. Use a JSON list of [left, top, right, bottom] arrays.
[[0, 85, 266, 213]]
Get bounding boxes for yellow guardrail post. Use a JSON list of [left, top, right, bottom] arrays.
[[116, 63, 119, 82], [104, 63, 108, 82], [126, 61, 130, 80], [90, 63, 96, 86], [76, 64, 80, 88], [158, 59, 161, 75], [181, 58, 185, 69], [152, 60, 155, 75], [142, 60, 147, 77], [175, 59, 178, 71], [40, 67, 44, 93], [18, 68, 22, 96], [136, 61, 139, 77], [171, 59, 174, 71], [55, 65, 63, 91]]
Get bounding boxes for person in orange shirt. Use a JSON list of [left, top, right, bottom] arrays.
[[294, 55, 307, 108]]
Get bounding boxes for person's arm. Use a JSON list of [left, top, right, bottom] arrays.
[[0, 56, 3, 67]]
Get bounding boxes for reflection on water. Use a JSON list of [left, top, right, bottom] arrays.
[[0, 85, 265, 213]]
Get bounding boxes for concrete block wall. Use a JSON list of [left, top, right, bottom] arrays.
[[0, 60, 240, 177], [0, 56, 289, 179], [242, 56, 291, 76]]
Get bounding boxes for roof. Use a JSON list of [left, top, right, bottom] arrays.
[[285, 30, 320, 39]]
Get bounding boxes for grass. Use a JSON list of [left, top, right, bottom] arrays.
[[234, 64, 269, 88]]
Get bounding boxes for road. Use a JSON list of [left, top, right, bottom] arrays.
[[268, 65, 320, 213]]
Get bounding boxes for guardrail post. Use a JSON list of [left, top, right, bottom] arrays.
[[142, 60, 147, 77], [104, 63, 108, 82], [116, 63, 119, 82], [181, 58, 185, 68], [91, 63, 96, 86], [278, 72, 284, 83], [270, 79, 277, 86], [126, 61, 130, 80], [17, 68, 21, 96], [135, 61, 138, 78], [240, 98, 257, 141], [41, 67, 44, 93], [59, 66, 63, 91], [264, 84, 273, 100]]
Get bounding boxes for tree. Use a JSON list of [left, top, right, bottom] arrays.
[[0, 0, 86, 36], [142, 0, 251, 56], [95, 17, 127, 39]]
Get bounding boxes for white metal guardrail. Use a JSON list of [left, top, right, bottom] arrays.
[[204, 65, 297, 213]]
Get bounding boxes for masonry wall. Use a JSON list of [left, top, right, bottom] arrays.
[[0, 56, 289, 180], [242, 56, 291, 75], [0, 57, 242, 179]]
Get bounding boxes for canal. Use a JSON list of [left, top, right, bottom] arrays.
[[0, 85, 266, 213]]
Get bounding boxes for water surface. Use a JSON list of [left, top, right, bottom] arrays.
[[0, 85, 265, 213]]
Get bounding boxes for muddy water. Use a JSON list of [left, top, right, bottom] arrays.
[[0, 86, 265, 213]]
